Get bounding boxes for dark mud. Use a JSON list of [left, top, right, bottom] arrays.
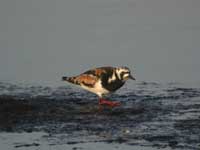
[[0, 82, 200, 149]]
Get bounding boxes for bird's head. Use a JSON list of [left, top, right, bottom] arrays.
[[116, 66, 135, 81]]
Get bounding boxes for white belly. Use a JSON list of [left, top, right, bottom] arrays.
[[80, 80, 109, 97]]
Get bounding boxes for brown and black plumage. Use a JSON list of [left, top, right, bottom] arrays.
[[62, 66, 135, 107]]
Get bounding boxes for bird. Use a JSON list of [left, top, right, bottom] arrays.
[[62, 66, 135, 108]]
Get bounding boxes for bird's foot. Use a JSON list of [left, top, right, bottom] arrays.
[[99, 98, 121, 108]]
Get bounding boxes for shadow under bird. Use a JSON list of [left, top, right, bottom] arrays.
[[62, 66, 135, 108]]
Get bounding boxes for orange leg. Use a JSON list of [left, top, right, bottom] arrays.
[[99, 98, 121, 107]]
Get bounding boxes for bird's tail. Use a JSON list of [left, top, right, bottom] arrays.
[[62, 76, 77, 84]]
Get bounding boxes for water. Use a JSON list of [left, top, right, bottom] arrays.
[[0, 81, 200, 150]]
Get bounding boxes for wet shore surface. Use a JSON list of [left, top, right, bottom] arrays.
[[0, 82, 200, 149]]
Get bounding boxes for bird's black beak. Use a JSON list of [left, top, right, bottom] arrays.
[[129, 74, 136, 80]]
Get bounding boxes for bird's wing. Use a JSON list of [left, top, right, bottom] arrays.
[[72, 67, 115, 87], [74, 74, 98, 87], [83, 66, 114, 77]]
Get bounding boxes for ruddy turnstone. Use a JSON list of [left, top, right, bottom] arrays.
[[62, 66, 135, 107]]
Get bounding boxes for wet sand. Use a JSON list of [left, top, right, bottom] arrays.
[[0, 82, 200, 149]]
